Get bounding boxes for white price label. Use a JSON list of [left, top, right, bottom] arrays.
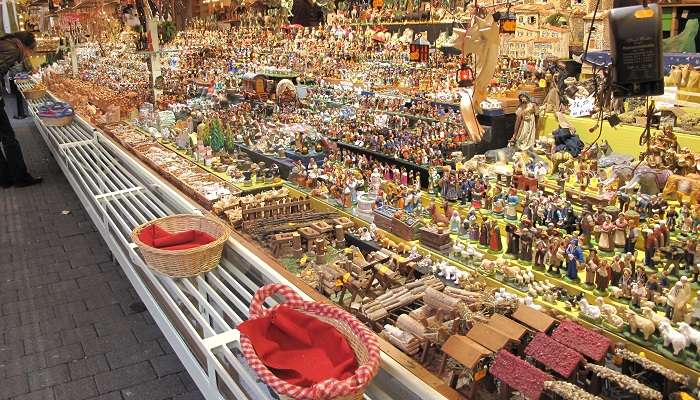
[[569, 96, 595, 118]]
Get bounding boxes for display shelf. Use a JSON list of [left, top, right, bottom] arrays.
[[289, 184, 700, 384], [20, 86, 448, 400]]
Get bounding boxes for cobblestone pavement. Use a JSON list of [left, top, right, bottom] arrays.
[[0, 98, 203, 400]]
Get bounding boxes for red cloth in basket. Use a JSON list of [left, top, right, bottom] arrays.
[[238, 304, 358, 388], [138, 224, 215, 251]]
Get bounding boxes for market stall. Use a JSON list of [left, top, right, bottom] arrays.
[[12, 0, 700, 398]]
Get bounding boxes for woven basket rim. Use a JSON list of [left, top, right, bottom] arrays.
[[239, 303, 380, 397], [131, 214, 232, 255]]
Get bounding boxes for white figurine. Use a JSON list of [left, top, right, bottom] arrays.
[[658, 321, 689, 355]]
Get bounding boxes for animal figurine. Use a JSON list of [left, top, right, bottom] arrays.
[[678, 322, 700, 354], [500, 263, 522, 280], [375, 231, 400, 252], [451, 239, 466, 258], [454, 270, 470, 285], [658, 321, 689, 356], [641, 306, 671, 328], [528, 284, 538, 298], [515, 271, 525, 287], [438, 261, 458, 281], [396, 242, 413, 255], [608, 286, 624, 299], [427, 200, 452, 225], [479, 259, 496, 275], [578, 298, 602, 320], [654, 292, 669, 307], [595, 297, 617, 317], [677, 322, 700, 353], [623, 310, 656, 340], [604, 313, 625, 329], [543, 290, 557, 303], [519, 296, 543, 311]]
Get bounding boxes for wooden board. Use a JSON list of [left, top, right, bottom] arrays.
[[442, 335, 492, 370], [511, 305, 556, 333]]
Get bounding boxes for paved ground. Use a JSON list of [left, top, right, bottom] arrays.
[[0, 96, 203, 400]]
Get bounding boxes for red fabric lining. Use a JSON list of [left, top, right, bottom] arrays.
[[238, 305, 358, 388], [138, 225, 215, 250]]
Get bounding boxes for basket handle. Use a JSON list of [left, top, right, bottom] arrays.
[[249, 284, 305, 319]]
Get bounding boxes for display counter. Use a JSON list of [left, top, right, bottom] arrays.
[[21, 86, 455, 400]]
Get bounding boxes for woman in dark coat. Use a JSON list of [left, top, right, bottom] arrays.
[[0, 31, 41, 187]]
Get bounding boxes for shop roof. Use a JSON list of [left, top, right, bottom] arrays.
[[525, 333, 584, 378], [466, 322, 514, 352], [511, 304, 556, 332], [551, 321, 611, 362], [490, 349, 553, 400], [487, 314, 528, 341], [442, 335, 492, 370]]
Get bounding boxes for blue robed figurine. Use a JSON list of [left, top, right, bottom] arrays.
[[566, 237, 584, 281]]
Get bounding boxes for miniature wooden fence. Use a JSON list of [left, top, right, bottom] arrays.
[[241, 197, 312, 228]]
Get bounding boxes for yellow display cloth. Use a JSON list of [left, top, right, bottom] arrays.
[[539, 113, 700, 156]]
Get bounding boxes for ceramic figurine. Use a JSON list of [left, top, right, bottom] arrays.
[[666, 277, 692, 322], [489, 220, 502, 252], [579, 205, 595, 247], [533, 232, 547, 269], [505, 223, 520, 257], [611, 255, 623, 287], [667, 205, 678, 231], [625, 223, 640, 254], [613, 214, 628, 249], [598, 215, 614, 253], [449, 210, 461, 234], [687, 292, 700, 326], [620, 268, 633, 298], [519, 227, 535, 263], [644, 229, 659, 269], [586, 249, 600, 287], [479, 217, 490, 247], [547, 238, 565, 276], [596, 259, 610, 292], [566, 237, 584, 281], [505, 188, 519, 221]]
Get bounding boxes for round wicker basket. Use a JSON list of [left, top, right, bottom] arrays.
[[240, 284, 381, 400], [24, 88, 46, 101], [131, 214, 232, 278], [40, 115, 74, 127]]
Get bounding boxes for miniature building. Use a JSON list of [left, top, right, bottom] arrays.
[[466, 322, 515, 352], [490, 349, 554, 400], [487, 314, 529, 350], [440, 335, 492, 396], [551, 320, 611, 363], [582, 11, 610, 51], [511, 304, 556, 333], [525, 332, 584, 379]]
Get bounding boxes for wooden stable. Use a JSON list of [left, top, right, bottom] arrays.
[[487, 314, 529, 354], [466, 322, 516, 353], [440, 335, 492, 397], [511, 304, 556, 333]]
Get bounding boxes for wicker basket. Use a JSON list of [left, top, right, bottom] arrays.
[[40, 114, 74, 127], [24, 88, 46, 101], [240, 284, 380, 400], [131, 214, 232, 278]]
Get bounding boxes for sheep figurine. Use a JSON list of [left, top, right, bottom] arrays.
[[608, 286, 623, 299], [437, 261, 457, 281], [658, 321, 689, 356], [519, 296, 543, 311], [641, 306, 671, 328], [451, 239, 465, 258], [578, 298, 602, 320], [623, 310, 656, 341], [454, 270, 470, 285], [595, 297, 617, 317], [678, 322, 700, 354]]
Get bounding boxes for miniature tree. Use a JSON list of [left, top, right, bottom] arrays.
[[210, 119, 225, 153], [224, 124, 236, 154]]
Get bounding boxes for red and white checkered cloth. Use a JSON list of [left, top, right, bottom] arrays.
[[240, 284, 380, 400]]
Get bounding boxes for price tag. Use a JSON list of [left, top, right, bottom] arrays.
[[569, 96, 595, 118]]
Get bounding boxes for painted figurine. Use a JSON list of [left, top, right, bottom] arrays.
[[566, 238, 584, 281]]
